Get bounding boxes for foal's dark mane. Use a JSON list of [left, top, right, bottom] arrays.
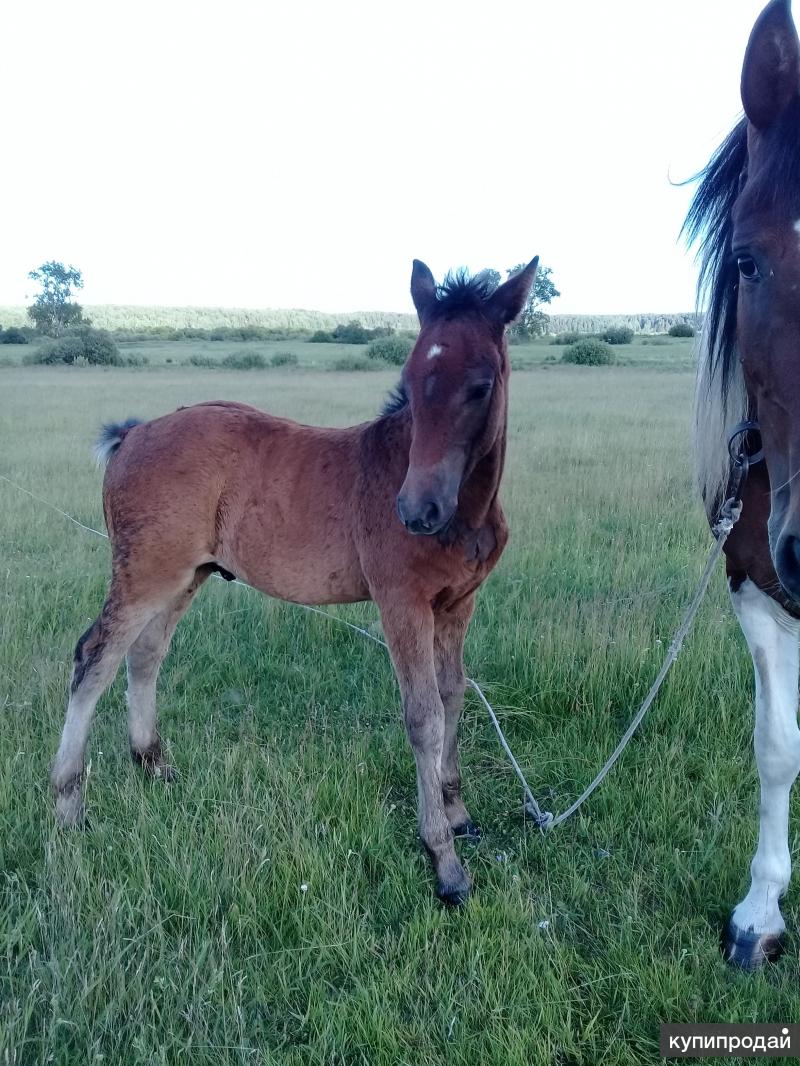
[[684, 97, 800, 396], [379, 270, 497, 417]]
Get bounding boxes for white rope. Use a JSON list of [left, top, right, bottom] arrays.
[[1, 470, 737, 833]]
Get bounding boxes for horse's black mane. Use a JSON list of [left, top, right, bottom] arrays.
[[684, 97, 800, 394], [378, 269, 498, 417]]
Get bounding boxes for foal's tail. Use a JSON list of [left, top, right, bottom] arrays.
[[94, 418, 143, 466]]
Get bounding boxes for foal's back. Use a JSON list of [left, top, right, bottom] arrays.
[[104, 400, 377, 605]]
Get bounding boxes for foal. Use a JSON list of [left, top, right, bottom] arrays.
[[689, 0, 800, 966], [52, 257, 539, 904]]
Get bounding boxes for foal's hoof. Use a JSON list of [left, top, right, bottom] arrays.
[[437, 881, 471, 907], [55, 786, 86, 828], [132, 750, 177, 783], [722, 919, 785, 970], [453, 821, 482, 844]]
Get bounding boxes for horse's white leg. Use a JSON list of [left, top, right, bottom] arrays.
[[725, 576, 800, 969]]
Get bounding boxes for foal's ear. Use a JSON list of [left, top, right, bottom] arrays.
[[410, 259, 438, 324], [485, 256, 540, 327], [741, 0, 800, 130]]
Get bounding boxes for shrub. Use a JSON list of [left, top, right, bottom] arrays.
[[186, 354, 217, 367], [222, 351, 267, 369], [0, 327, 29, 344], [333, 354, 385, 371], [600, 326, 634, 345], [367, 336, 413, 366], [332, 320, 370, 344], [310, 330, 334, 343], [30, 327, 121, 366], [668, 322, 695, 338], [123, 353, 149, 366], [551, 331, 584, 345], [562, 339, 615, 366], [270, 351, 298, 367]]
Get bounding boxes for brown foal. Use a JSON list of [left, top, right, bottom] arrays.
[[52, 257, 538, 903]]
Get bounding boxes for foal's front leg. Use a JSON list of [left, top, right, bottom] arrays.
[[434, 595, 478, 840], [726, 577, 800, 969], [380, 600, 471, 904]]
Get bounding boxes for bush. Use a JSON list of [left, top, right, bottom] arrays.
[[562, 339, 615, 366], [186, 354, 217, 367], [668, 322, 695, 338], [367, 336, 413, 366], [0, 327, 29, 344], [332, 320, 370, 344], [551, 331, 584, 345], [333, 354, 385, 371], [123, 353, 149, 367], [600, 326, 634, 345], [270, 351, 298, 367], [310, 330, 334, 343], [222, 351, 267, 369], [31, 327, 121, 365]]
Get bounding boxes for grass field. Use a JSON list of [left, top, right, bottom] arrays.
[[2, 357, 799, 1064]]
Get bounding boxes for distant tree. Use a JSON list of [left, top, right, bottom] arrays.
[[27, 261, 87, 336], [476, 268, 502, 292], [506, 262, 560, 337]]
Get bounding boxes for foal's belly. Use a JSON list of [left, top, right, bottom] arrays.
[[220, 520, 371, 606]]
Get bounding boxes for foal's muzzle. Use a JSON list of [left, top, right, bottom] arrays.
[[396, 493, 451, 536]]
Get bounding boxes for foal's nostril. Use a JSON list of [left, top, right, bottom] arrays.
[[422, 498, 441, 529]]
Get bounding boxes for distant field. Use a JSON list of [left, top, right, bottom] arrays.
[[2, 359, 797, 1064], [0, 334, 697, 371]]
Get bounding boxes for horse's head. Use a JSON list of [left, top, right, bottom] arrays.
[[394, 257, 538, 536], [734, 0, 800, 596]]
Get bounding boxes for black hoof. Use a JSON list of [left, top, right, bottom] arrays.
[[722, 919, 785, 970], [437, 882, 471, 907], [453, 821, 482, 843]]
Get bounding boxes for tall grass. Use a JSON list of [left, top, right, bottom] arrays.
[[1, 365, 797, 1065]]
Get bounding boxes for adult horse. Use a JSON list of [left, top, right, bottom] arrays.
[[51, 257, 539, 905], [688, 0, 800, 968]]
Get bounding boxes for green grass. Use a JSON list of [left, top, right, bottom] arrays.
[[1, 364, 798, 1064]]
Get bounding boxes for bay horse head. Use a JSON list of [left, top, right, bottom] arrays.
[[395, 257, 539, 536], [734, 0, 800, 597], [690, 0, 800, 604]]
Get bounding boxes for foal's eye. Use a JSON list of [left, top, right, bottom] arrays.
[[466, 382, 493, 403], [737, 255, 760, 281]]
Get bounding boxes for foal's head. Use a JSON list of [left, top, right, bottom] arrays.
[[733, 0, 800, 595], [393, 257, 538, 536]]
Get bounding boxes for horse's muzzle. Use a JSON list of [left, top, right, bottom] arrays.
[[396, 493, 452, 536]]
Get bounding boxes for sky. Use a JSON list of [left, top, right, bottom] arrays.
[[0, 0, 776, 316]]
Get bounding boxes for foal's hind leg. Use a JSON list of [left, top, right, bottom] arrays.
[[126, 567, 211, 779], [434, 595, 478, 840], [52, 590, 159, 825], [725, 577, 800, 969], [379, 598, 471, 905]]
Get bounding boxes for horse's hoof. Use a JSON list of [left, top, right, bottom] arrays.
[[151, 762, 177, 783], [722, 919, 785, 970], [54, 782, 86, 828], [437, 881, 471, 907], [453, 821, 482, 844]]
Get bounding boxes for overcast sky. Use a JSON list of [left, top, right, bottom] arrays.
[[1, 0, 774, 315]]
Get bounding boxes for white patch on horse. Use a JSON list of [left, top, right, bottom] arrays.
[[729, 578, 800, 938], [427, 344, 443, 360]]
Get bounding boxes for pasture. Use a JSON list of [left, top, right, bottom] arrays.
[[2, 358, 799, 1064]]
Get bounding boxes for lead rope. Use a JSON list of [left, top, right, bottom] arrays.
[[0, 421, 761, 833]]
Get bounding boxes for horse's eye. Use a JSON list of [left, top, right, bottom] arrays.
[[467, 382, 493, 403], [737, 255, 760, 281]]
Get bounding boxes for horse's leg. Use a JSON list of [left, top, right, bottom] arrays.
[[51, 585, 160, 826], [380, 599, 471, 904], [434, 594, 478, 840], [126, 566, 211, 778], [725, 576, 800, 969]]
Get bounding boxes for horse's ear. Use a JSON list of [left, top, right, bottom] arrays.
[[741, 0, 800, 130], [410, 260, 437, 324], [485, 257, 540, 327]]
